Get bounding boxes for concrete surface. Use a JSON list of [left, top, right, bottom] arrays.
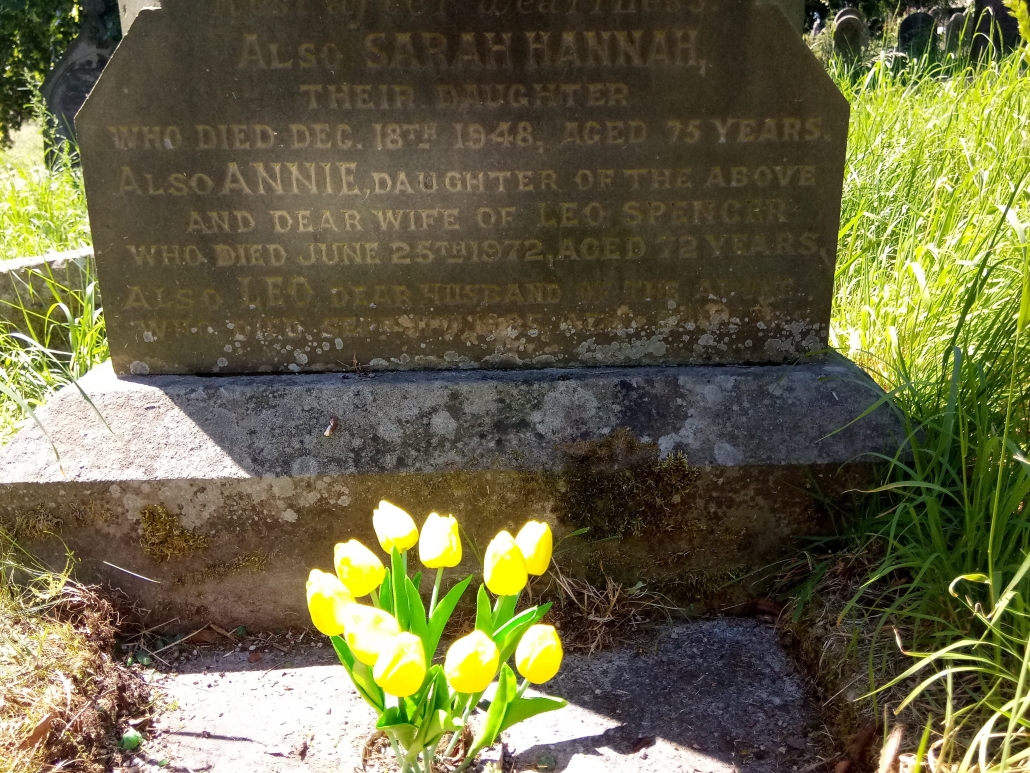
[[134, 618, 817, 773], [0, 357, 900, 626]]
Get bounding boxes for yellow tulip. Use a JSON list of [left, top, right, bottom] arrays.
[[444, 630, 500, 693], [340, 603, 401, 665], [515, 624, 563, 685], [373, 632, 427, 697], [334, 539, 386, 597], [419, 512, 462, 569], [515, 521, 553, 576], [372, 500, 419, 553], [483, 531, 528, 596], [306, 569, 354, 637]]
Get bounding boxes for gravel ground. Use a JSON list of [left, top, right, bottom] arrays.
[[122, 618, 819, 773]]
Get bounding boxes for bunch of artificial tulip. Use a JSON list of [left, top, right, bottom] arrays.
[[306, 501, 566, 773]]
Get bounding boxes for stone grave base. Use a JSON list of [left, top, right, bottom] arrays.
[[0, 358, 899, 627]]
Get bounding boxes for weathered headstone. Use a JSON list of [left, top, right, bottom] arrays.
[[40, 0, 121, 156], [77, 0, 849, 376], [834, 12, 870, 59], [769, 0, 805, 33], [944, 11, 969, 53], [972, 0, 1028, 59], [834, 7, 864, 24], [119, 0, 161, 34], [898, 11, 937, 56], [2, 0, 900, 627]]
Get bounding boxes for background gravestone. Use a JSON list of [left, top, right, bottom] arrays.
[[40, 0, 121, 158], [78, 0, 849, 376], [972, 0, 1028, 59], [944, 11, 969, 53], [898, 11, 937, 56], [834, 12, 870, 59]]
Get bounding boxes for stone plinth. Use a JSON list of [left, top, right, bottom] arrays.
[[0, 357, 898, 627]]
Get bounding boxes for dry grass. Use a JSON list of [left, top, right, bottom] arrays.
[[533, 563, 674, 654], [0, 533, 151, 773], [776, 547, 933, 771]]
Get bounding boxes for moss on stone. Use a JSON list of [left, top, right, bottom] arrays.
[[174, 551, 272, 586], [139, 505, 209, 563], [1, 505, 62, 541], [555, 428, 700, 539]]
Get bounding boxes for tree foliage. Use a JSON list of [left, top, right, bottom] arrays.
[[0, 0, 82, 147]]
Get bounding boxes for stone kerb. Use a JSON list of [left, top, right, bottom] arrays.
[[0, 248, 97, 333], [0, 356, 902, 627]]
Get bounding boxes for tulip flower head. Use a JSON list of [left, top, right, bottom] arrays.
[[515, 624, 563, 685], [515, 521, 553, 576], [419, 512, 463, 569], [484, 530, 529, 596], [334, 539, 386, 597], [444, 630, 500, 694], [372, 500, 419, 553], [341, 603, 401, 665], [306, 569, 354, 637], [373, 632, 427, 697]]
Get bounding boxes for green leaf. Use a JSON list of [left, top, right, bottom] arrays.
[[330, 636, 384, 712], [413, 571, 423, 591], [380, 571, 394, 615], [494, 603, 552, 665], [392, 548, 409, 631], [492, 594, 519, 632], [405, 576, 430, 658], [499, 696, 568, 733], [466, 664, 517, 760], [476, 584, 493, 633], [427, 576, 472, 660]]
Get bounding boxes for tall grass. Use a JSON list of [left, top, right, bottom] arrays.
[[827, 46, 1030, 769], [0, 135, 105, 444], [0, 141, 90, 261]]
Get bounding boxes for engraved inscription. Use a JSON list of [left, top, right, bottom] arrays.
[[78, 0, 850, 375]]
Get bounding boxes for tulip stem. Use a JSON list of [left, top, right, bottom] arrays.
[[386, 730, 410, 773], [443, 694, 479, 757], [370, 588, 380, 609], [429, 568, 443, 616], [516, 678, 531, 699]]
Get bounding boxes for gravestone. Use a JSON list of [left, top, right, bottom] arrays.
[[944, 11, 969, 53], [898, 11, 937, 56], [972, 0, 1028, 59], [40, 0, 121, 157], [834, 7, 864, 24], [1, 0, 900, 627], [76, 0, 848, 377], [834, 12, 870, 59], [119, 0, 161, 34]]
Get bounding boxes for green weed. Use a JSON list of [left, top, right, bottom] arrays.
[[823, 47, 1030, 770]]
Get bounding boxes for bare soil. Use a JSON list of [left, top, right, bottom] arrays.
[[123, 618, 820, 773]]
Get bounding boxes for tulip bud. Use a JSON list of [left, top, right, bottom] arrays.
[[483, 531, 528, 596], [373, 632, 427, 697], [515, 624, 563, 685], [372, 500, 419, 553], [515, 521, 553, 576], [444, 630, 500, 694], [340, 603, 401, 666], [306, 569, 354, 637], [419, 512, 462, 569], [334, 539, 386, 597]]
